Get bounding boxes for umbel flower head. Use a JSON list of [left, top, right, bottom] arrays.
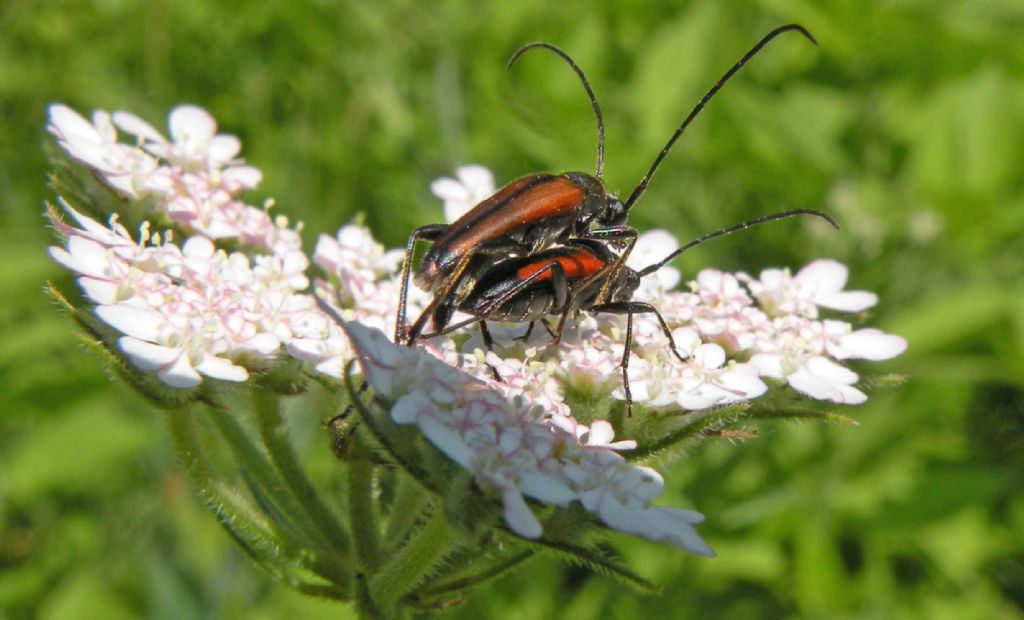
[[45, 104, 906, 608]]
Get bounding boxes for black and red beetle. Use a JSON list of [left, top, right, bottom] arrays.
[[397, 24, 818, 346], [421, 209, 837, 414]]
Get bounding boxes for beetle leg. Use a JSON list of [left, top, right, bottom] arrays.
[[406, 250, 477, 345], [397, 224, 448, 343], [584, 226, 638, 304], [478, 322, 502, 381], [622, 309, 634, 416], [590, 300, 689, 363], [583, 225, 638, 247], [589, 300, 697, 417]]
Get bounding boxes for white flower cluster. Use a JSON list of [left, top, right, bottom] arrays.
[[337, 319, 714, 555], [50, 201, 316, 387], [48, 104, 298, 255], [47, 104, 906, 555]]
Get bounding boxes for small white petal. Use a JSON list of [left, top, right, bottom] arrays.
[[795, 259, 848, 294], [501, 489, 543, 539], [59, 199, 119, 238], [587, 420, 615, 445], [645, 507, 716, 556], [835, 329, 907, 360], [627, 229, 679, 269], [695, 343, 726, 369], [48, 104, 101, 142], [96, 304, 166, 341], [719, 368, 768, 400], [221, 166, 262, 189], [66, 236, 115, 276], [242, 333, 281, 356], [118, 337, 182, 371], [418, 411, 476, 469], [169, 105, 217, 143], [207, 135, 241, 163], [158, 350, 203, 388], [391, 392, 428, 424], [194, 356, 249, 382], [806, 355, 858, 384], [430, 178, 469, 203], [182, 235, 216, 259], [78, 277, 120, 304], [518, 471, 576, 505], [814, 291, 878, 312], [788, 357, 866, 404], [112, 111, 165, 142], [749, 353, 784, 378], [455, 165, 495, 197]]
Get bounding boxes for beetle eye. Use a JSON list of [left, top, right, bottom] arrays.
[[605, 198, 627, 225]]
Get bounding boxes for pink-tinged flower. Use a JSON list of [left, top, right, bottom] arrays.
[[559, 329, 626, 396], [335, 318, 714, 555], [740, 259, 878, 318], [314, 224, 405, 300], [751, 352, 867, 405], [824, 324, 908, 361], [748, 315, 905, 404], [622, 327, 767, 410], [49, 104, 298, 256], [285, 299, 354, 379], [49, 202, 318, 388], [114, 105, 259, 182], [684, 269, 770, 352], [431, 165, 496, 223], [47, 105, 158, 197], [566, 450, 713, 555]]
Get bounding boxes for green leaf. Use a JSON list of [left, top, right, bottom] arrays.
[[525, 536, 659, 593]]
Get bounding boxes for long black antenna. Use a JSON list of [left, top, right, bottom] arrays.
[[638, 209, 838, 277], [624, 24, 817, 210], [508, 42, 606, 179]]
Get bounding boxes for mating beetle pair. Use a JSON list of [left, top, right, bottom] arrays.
[[395, 24, 835, 414]]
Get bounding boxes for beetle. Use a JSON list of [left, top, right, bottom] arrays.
[[419, 208, 838, 415], [397, 24, 818, 346]]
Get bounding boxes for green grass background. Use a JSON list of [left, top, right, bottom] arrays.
[[3, 0, 1023, 618]]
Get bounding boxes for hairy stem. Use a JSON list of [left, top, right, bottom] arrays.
[[252, 387, 351, 561]]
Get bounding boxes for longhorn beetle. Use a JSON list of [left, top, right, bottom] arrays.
[[397, 24, 818, 347], [420, 209, 838, 415]]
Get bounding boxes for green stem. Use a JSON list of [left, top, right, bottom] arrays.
[[205, 406, 350, 585], [383, 474, 428, 544], [370, 508, 451, 606], [252, 387, 351, 561], [750, 407, 858, 425], [418, 550, 533, 597], [628, 405, 746, 461], [354, 573, 387, 620], [165, 407, 348, 599], [347, 457, 382, 571]]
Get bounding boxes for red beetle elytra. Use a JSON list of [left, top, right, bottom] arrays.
[[397, 24, 818, 346]]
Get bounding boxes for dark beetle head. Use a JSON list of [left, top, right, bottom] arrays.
[[564, 171, 628, 229], [600, 195, 627, 226]]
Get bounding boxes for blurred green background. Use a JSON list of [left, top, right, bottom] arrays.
[[3, 0, 1024, 618]]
